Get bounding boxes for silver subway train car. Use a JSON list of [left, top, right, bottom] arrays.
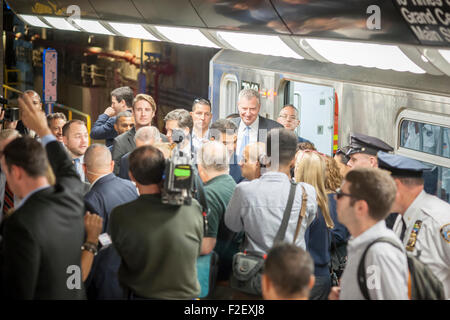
[[209, 49, 450, 203]]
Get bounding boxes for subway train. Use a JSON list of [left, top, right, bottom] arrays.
[[209, 49, 450, 203]]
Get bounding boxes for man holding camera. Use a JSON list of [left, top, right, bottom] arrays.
[[109, 145, 204, 299]]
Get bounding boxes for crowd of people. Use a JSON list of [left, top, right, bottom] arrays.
[[0, 86, 448, 300]]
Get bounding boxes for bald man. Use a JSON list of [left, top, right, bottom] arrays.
[[82, 144, 138, 300]]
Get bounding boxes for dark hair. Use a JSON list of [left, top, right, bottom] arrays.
[[225, 113, 240, 120], [264, 243, 314, 298], [62, 119, 86, 137], [164, 109, 193, 133], [209, 119, 237, 140], [116, 111, 133, 121], [192, 98, 211, 112], [297, 142, 316, 151], [3, 137, 49, 178], [47, 112, 67, 127], [111, 86, 134, 108], [345, 168, 397, 221], [267, 128, 298, 167], [129, 145, 165, 185]]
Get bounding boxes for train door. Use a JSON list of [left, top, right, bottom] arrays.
[[285, 81, 335, 155]]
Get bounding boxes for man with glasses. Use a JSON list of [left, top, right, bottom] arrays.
[[329, 167, 409, 300], [190, 98, 212, 153], [277, 104, 311, 144]]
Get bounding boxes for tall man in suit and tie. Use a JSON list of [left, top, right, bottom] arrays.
[[0, 93, 86, 299], [231, 89, 283, 161]]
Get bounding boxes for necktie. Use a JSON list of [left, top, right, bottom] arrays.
[[400, 217, 407, 242], [239, 126, 250, 161], [73, 158, 82, 180], [3, 182, 14, 215]]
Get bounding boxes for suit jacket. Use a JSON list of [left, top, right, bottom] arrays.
[[84, 173, 138, 300], [90, 114, 117, 147], [112, 127, 169, 175], [0, 139, 86, 299], [112, 127, 136, 175], [231, 115, 283, 143], [118, 152, 131, 180]]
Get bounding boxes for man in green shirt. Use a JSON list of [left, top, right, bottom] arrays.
[[109, 145, 204, 299], [197, 141, 241, 281]]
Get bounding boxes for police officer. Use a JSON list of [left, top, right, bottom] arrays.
[[378, 151, 450, 299], [346, 133, 394, 169]]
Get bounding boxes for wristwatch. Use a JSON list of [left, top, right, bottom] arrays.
[[81, 242, 98, 256]]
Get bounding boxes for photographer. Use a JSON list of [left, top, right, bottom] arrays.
[[1, 90, 42, 139], [109, 145, 204, 299]]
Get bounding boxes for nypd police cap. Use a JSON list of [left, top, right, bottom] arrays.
[[347, 133, 394, 156], [377, 151, 433, 178]]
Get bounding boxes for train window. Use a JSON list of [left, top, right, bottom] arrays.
[[397, 115, 450, 203], [219, 74, 239, 118], [400, 120, 449, 158]]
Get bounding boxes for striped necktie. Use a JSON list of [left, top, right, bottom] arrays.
[[3, 182, 14, 215]]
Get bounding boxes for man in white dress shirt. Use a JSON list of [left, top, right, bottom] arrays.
[[329, 167, 409, 300]]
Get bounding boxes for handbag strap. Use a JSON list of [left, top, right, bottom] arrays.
[[293, 185, 308, 243], [273, 181, 297, 245]]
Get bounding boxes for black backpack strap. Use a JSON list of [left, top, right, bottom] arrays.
[[357, 236, 403, 300], [273, 181, 297, 245]]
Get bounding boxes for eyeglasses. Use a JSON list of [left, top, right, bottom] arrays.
[[335, 188, 358, 200]]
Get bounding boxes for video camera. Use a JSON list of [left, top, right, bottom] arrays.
[[0, 96, 20, 122], [162, 129, 194, 206]]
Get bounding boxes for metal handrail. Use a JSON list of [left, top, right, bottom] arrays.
[[52, 103, 92, 141]]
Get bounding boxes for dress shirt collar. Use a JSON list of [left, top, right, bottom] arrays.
[[347, 220, 387, 251], [402, 190, 426, 226], [17, 185, 51, 210], [238, 116, 260, 132], [89, 173, 113, 190]]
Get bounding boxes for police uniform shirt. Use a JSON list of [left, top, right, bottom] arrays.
[[393, 190, 450, 299], [340, 220, 409, 300]]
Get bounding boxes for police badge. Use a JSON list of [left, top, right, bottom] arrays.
[[440, 223, 450, 243]]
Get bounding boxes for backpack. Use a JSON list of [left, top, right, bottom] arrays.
[[357, 236, 445, 300]]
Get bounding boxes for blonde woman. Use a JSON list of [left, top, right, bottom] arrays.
[[294, 150, 336, 300]]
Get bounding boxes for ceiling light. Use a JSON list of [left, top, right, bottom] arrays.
[[18, 15, 50, 28], [42, 16, 80, 32], [155, 26, 219, 48], [108, 22, 159, 41], [217, 31, 303, 59], [305, 39, 425, 73], [438, 49, 450, 64], [72, 19, 114, 36]]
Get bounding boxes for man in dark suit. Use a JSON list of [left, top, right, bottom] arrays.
[[83, 144, 138, 299], [0, 94, 86, 299], [112, 93, 167, 175], [118, 126, 161, 180], [231, 89, 283, 161], [90, 86, 134, 147], [277, 104, 312, 144]]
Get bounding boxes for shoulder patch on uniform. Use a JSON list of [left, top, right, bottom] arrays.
[[440, 223, 450, 243]]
